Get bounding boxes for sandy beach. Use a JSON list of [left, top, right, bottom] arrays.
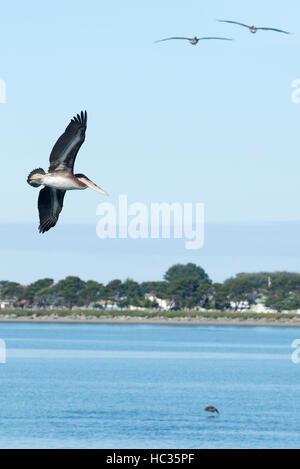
[[1, 313, 300, 327]]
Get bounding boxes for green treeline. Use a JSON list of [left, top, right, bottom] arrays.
[[1, 263, 300, 312]]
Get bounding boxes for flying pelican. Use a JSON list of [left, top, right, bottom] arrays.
[[155, 36, 233, 45], [27, 111, 109, 233], [205, 405, 219, 415], [217, 19, 290, 35]]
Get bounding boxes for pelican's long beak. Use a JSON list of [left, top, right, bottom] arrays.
[[77, 176, 109, 196]]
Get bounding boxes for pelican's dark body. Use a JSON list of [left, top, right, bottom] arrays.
[[205, 405, 219, 414], [27, 111, 108, 233], [32, 172, 87, 191]]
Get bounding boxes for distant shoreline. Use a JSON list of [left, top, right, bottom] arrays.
[[1, 312, 300, 327]]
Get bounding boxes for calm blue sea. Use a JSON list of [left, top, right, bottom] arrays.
[[0, 322, 299, 449]]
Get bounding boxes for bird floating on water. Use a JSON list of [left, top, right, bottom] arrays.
[[205, 405, 219, 415], [217, 20, 290, 35], [155, 36, 233, 45], [27, 111, 109, 233]]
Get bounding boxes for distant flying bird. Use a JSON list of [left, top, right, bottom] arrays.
[[205, 405, 219, 415], [217, 20, 290, 35], [155, 36, 233, 45], [27, 111, 109, 233]]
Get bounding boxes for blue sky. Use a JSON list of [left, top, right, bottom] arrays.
[[1, 0, 300, 283]]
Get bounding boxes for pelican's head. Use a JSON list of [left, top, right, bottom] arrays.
[[27, 168, 46, 187], [75, 173, 109, 196]]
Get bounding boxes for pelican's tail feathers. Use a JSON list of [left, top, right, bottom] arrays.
[[27, 168, 46, 187]]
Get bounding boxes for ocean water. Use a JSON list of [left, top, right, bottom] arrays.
[[0, 322, 299, 449]]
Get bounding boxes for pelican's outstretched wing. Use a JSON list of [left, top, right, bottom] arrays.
[[38, 186, 66, 233], [48, 111, 87, 174], [257, 27, 290, 34], [217, 19, 250, 29], [198, 37, 233, 41], [155, 37, 191, 42]]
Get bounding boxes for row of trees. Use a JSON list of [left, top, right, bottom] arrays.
[[1, 264, 299, 312]]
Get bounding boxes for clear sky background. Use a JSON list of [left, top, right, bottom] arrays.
[[1, 0, 300, 284]]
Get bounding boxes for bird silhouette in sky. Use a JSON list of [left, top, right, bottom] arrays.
[[155, 36, 233, 45], [217, 20, 290, 35]]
